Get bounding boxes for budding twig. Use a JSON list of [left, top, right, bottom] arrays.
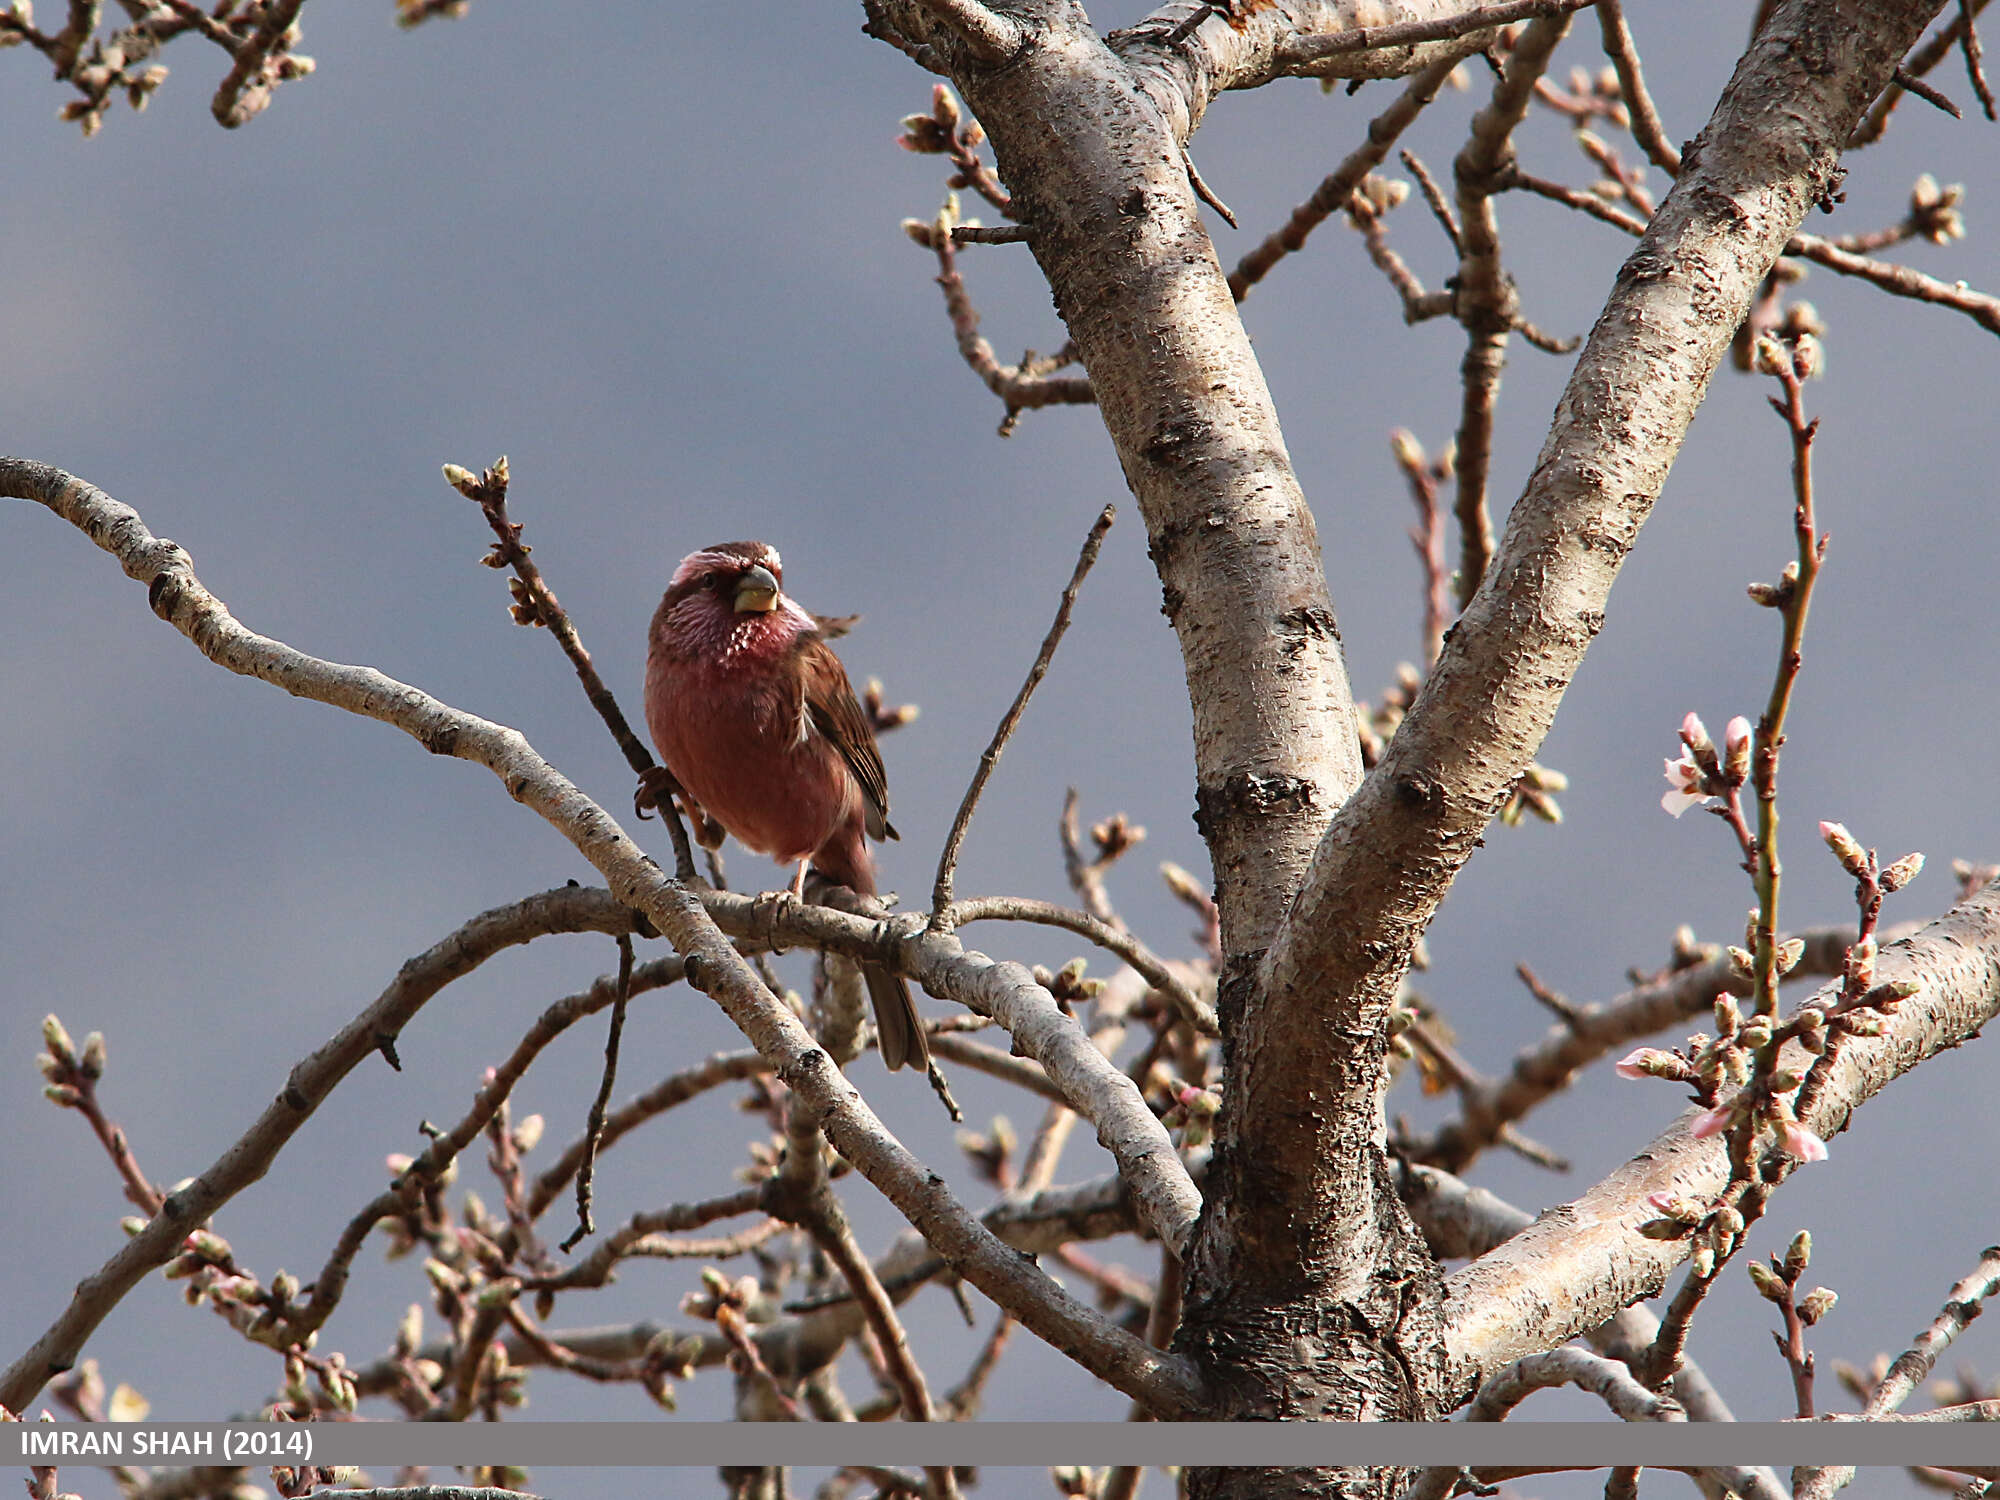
[[443, 457, 699, 882], [929, 506, 1115, 930]]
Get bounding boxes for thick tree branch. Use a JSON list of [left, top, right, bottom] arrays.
[[1252, 0, 1949, 1239], [1443, 874, 2000, 1395], [1403, 925, 1870, 1173], [872, 2, 1369, 964], [0, 457, 1207, 1421]]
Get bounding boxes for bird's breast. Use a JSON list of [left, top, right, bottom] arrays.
[[646, 652, 859, 866]]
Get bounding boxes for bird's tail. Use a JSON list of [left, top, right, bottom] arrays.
[[867, 964, 928, 1072]]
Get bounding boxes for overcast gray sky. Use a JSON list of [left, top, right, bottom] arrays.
[[4, 0, 1997, 1489]]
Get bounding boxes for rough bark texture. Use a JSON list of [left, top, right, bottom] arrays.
[[888, 0, 1373, 967], [1176, 0, 1944, 1462], [1444, 874, 2000, 1395], [872, 0, 1952, 1473]]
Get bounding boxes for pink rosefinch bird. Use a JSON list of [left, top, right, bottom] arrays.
[[642, 541, 927, 1071]]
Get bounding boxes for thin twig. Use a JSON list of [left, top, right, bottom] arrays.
[[913, 210, 1095, 430], [1401, 149, 1463, 251], [1230, 54, 1460, 301], [929, 506, 1115, 928], [1894, 65, 1965, 116], [1959, 0, 1997, 118], [443, 457, 697, 880], [1595, 0, 1681, 173], [1850, 0, 1992, 145], [1787, 231, 2000, 336], [946, 894, 1217, 1034], [1451, 15, 1575, 608], [561, 934, 635, 1251], [1864, 1245, 2000, 1416], [525, 1187, 771, 1291], [1275, 0, 1598, 69]]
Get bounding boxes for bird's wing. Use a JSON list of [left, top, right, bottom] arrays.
[[801, 635, 896, 842]]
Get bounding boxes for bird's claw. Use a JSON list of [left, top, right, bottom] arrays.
[[633, 765, 675, 822], [752, 887, 802, 952]]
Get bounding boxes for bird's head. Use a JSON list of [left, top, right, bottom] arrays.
[[658, 541, 810, 657]]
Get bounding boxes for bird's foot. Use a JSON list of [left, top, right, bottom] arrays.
[[752, 887, 803, 951], [633, 765, 675, 821]]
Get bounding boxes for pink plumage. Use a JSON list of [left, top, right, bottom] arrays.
[[643, 542, 925, 1070]]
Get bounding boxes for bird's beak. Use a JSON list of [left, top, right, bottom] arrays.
[[733, 565, 780, 614]]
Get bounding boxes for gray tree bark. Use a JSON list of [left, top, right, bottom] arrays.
[[865, 0, 1957, 1489]]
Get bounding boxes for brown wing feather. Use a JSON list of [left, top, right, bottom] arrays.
[[799, 634, 896, 842]]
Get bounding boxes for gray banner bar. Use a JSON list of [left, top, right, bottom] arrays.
[[9, 1422, 1998, 1470]]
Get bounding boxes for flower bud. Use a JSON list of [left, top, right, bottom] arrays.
[[1783, 1229, 1812, 1278], [1864, 977, 1920, 1007], [1845, 935, 1877, 991], [1879, 852, 1925, 893], [1798, 1287, 1838, 1325], [1747, 1259, 1786, 1301], [512, 1113, 544, 1154], [1613, 1047, 1686, 1080], [397, 1303, 424, 1358], [41, 1015, 74, 1063], [1791, 333, 1822, 381], [1775, 938, 1805, 977], [1723, 716, 1753, 781], [931, 83, 960, 130], [1753, 335, 1788, 376], [1713, 994, 1742, 1035], [1775, 1120, 1829, 1161], [1819, 821, 1870, 877]]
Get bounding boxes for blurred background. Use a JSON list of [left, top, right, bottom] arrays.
[[3, 1, 1996, 1494]]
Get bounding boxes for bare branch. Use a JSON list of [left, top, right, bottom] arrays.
[[1786, 230, 2000, 335], [1464, 1347, 1684, 1421], [1444, 874, 2000, 1395], [1864, 1245, 2000, 1416], [1258, 0, 1945, 1166], [0, 457, 1208, 1420], [1403, 925, 1867, 1173], [1229, 53, 1461, 301], [1451, 14, 1574, 608], [931, 505, 1115, 924], [1596, 0, 1682, 173], [1274, 0, 1598, 71], [946, 894, 1218, 1034], [908, 0, 1021, 65]]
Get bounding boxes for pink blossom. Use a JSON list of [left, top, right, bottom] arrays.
[[1681, 711, 1709, 748], [1775, 1120, 1829, 1161], [1615, 1047, 1671, 1079], [1689, 1104, 1734, 1138], [1663, 751, 1711, 817]]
